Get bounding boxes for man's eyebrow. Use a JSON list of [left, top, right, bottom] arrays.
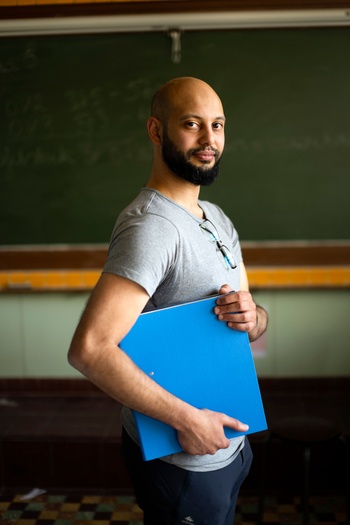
[[179, 114, 226, 122]]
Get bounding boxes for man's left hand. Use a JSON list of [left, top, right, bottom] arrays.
[[214, 284, 257, 334]]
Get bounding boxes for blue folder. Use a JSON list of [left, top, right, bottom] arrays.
[[120, 294, 267, 461]]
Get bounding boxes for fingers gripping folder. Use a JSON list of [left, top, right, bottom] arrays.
[[120, 295, 267, 460]]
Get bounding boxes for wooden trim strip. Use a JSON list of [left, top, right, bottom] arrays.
[[1, 1, 349, 11], [0, 266, 349, 291], [0, 243, 349, 290], [247, 266, 350, 288], [0, 245, 109, 271], [0, 269, 101, 292], [1, 377, 349, 395], [1, 0, 349, 20], [1, 242, 349, 269]]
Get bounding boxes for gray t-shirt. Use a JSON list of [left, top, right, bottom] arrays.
[[104, 188, 245, 471]]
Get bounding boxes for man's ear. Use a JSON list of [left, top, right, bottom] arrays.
[[147, 117, 162, 145]]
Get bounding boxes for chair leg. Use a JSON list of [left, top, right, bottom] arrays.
[[257, 435, 271, 525], [338, 435, 350, 525], [302, 445, 311, 525]]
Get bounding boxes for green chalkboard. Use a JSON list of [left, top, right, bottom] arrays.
[[1, 28, 349, 244]]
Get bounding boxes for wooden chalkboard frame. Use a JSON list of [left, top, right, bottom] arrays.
[[1, 0, 350, 21], [1, 243, 349, 291]]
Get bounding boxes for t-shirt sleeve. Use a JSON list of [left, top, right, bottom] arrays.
[[103, 213, 179, 297]]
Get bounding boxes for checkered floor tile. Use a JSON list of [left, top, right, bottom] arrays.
[[0, 491, 347, 524]]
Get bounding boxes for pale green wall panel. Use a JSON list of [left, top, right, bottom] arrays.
[[22, 293, 89, 378], [0, 295, 25, 376], [273, 290, 350, 376], [251, 291, 275, 378], [0, 290, 349, 378]]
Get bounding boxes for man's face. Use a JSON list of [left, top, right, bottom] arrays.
[[160, 85, 225, 186], [161, 126, 221, 186]]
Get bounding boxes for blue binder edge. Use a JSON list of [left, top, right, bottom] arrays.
[[120, 295, 267, 461]]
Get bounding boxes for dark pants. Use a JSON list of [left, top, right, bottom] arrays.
[[122, 428, 253, 525]]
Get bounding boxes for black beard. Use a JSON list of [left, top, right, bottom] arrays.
[[161, 129, 221, 186]]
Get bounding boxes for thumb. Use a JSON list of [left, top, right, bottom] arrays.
[[219, 284, 233, 295]]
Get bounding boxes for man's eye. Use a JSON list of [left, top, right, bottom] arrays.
[[186, 121, 199, 129], [213, 122, 224, 130]]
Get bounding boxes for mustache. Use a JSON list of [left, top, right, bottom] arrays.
[[188, 147, 220, 158]]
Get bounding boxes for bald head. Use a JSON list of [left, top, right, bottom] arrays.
[[148, 77, 225, 187], [151, 77, 224, 124]]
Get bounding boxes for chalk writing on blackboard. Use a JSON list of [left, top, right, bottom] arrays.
[[4, 94, 53, 139], [0, 46, 38, 74], [0, 137, 153, 169], [65, 88, 109, 136], [3, 132, 349, 170], [0, 146, 76, 168], [226, 134, 350, 153]]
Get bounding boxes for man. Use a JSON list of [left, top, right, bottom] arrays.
[[68, 77, 268, 525]]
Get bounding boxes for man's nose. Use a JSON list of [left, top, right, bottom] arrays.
[[199, 125, 215, 146]]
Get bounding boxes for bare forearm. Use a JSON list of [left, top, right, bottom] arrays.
[[68, 340, 194, 433], [68, 339, 249, 455]]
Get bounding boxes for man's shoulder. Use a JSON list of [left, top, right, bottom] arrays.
[[120, 188, 199, 226], [113, 189, 179, 240], [121, 188, 176, 219]]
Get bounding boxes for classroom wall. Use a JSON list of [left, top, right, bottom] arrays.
[[1, 24, 349, 380], [1, 289, 349, 378]]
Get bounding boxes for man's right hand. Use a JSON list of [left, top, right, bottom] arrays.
[[177, 408, 249, 456]]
